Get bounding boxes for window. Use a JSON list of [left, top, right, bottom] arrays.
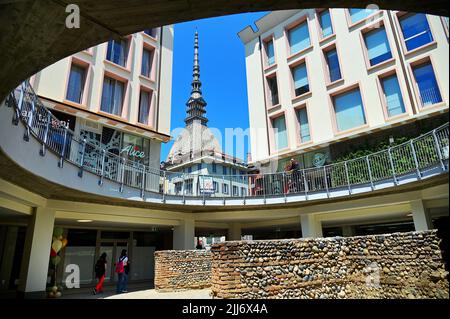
[[197, 163, 202, 171], [364, 27, 392, 66], [333, 88, 366, 132], [265, 40, 275, 66], [213, 181, 219, 192], [187, 167, 192, 173], [232, 186, 239, 196], [380, 74, 406, 117], [412, 62, 442, 106], [267, 76, 279, 106], [106, 39, 128, 67], [292, 63, 309, 96], [138, 90, 151, 125], [240, 170, 245, 175], [144, 28, 157, 38], [272, 116, 288, 150], [100, 77, 125, 116], [297, 108, 311, 142], [185, 179, 193, 195], [349, 8, 376, 24], [66, 64, 86, 103], [319, 10, 333, 38], [141, 48, 153, 78], [324, 48, 342, 82], [288, 21, 310, 55], [212, 163, 217, 173], [223, 184, 229, 194], [399, 14, 433, 51], [232, 168, 237, 175], [241, 188, 247, 197], [223, 166, 227, 175]]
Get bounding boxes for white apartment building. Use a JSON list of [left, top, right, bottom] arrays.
[[239, 9, 449, 170], [30, 27, 174, 174]]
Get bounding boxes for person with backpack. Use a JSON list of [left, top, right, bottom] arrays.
[[115, 249, 128, 293], [93, 252, 107, 295]]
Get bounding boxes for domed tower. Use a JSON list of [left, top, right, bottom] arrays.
[[166, 31, 221, 165]]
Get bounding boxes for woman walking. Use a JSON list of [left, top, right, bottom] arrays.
[[93, 252, 107, 295]]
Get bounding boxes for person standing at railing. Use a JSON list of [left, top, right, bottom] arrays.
[[285, 158, 300, 193]]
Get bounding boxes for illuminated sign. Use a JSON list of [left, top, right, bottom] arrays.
[[120, 145, 145, 158]]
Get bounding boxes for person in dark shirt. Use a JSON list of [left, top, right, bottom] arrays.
[[93, 252, 107, 295]]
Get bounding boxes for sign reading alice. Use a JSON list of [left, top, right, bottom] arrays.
[[120, 145, 145, 159]]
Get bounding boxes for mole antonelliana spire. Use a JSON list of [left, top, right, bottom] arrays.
[[185, 30, 208, 126]]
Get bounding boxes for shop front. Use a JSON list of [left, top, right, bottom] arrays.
[[51, 227, 172, 290]]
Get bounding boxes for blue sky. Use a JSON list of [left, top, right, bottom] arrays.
[[160, 12, 268, 162]]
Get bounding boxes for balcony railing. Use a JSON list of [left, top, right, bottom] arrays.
[[5, 80, 449, 203]]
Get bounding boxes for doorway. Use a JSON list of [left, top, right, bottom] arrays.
[[98, 240, 128, 283]]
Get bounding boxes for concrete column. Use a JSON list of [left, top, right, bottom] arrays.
[[173, 219, 195, 250], [342, 225, 354, 237], [301, 214, 323, 238], [18, 206, 55, 298], [411, 199, 432, 231], [227, 223, 242, 241]]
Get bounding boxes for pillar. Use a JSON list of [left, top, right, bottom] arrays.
[[301, 214, 323, 238], [227, 223, 242, 241], [411, 199, 432, 231], [17, 206, 55, 298], [0, 226, 18, 290], [173, 219, 195, 250]]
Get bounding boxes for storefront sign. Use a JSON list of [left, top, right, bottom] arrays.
[[120, 144, 145, 159], [312, 153, 327, 167], [20, 111, 71, 129], [199, 176, 215, 194]]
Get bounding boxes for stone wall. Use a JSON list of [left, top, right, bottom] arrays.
[[154, 250, 212, 291], [210, 231, 449, 299]]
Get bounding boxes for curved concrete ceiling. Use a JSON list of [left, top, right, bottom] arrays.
[[0, 0, 448, 100]]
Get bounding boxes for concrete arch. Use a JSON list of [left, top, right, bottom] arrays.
[[0, 0, 448, 100]]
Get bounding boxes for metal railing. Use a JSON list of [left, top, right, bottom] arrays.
[[5, 81, 449, 203]]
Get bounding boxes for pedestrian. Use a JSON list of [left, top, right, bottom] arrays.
[[93, 252, 107, 295], [115, 249, 128, 293], [123, 257, 130, 293]]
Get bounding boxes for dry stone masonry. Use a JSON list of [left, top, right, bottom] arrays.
[[155, 250, 212, 291], [210, 230, 449, 299]]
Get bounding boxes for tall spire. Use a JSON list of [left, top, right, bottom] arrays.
[[185, 31, 208, 126]]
